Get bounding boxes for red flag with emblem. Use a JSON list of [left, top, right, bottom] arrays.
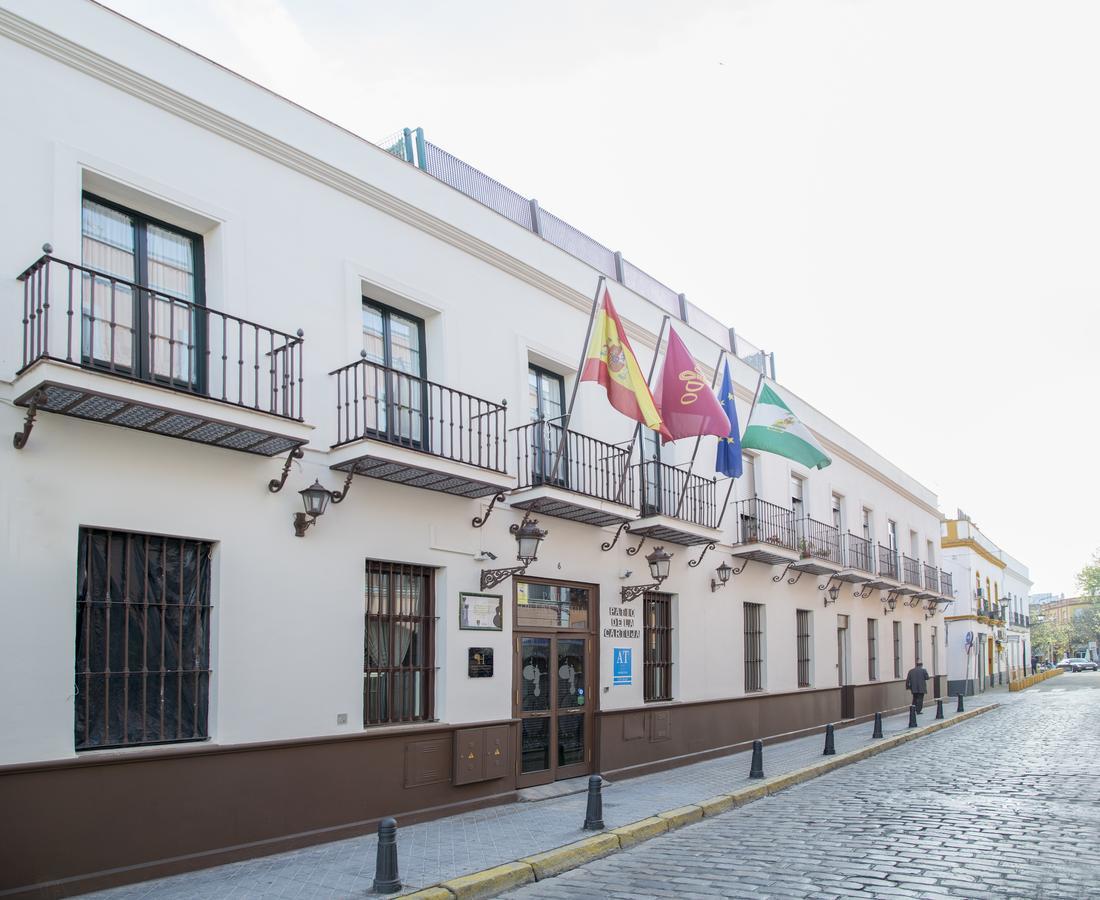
[[654, 326, 731, 443]]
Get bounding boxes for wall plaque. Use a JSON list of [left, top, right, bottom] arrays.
[[460, 592, 503, 631], [468, 647, 494, 678]]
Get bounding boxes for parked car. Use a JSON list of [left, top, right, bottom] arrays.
[[1056, 657, 1099, 672]]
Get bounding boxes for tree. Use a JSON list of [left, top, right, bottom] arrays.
[[1030, 617, 1071, 662], [1077, 549, 1100, 600]]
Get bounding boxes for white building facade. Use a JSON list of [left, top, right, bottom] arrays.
[[941, 516, 1033, 695], [0, 2, 952, 895]]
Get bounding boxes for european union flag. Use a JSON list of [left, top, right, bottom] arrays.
[[715, 360, 743, 478]]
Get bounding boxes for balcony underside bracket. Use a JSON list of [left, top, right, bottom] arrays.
[[625, 532, 647, 557], [471, 492, 507, 528], [601, 521, 630, 552], [819, 574, 844, 594], [687, 542, 716, 568], [268, 446, 305, 493], [853, 583, 875, 599], [12, 389, 46, 450], [773, 562, 804, 585]]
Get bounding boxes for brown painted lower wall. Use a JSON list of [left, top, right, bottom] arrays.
[[0, 721, 518, 899]]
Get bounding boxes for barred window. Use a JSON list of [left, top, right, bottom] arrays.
[[893, 621, 902, 678], [75, 527, 212, 750], [796, 609, 812, 688], [867, 619, 878, 680], [914, 623, 923, 666], [744, 602, 764, 693], [931, 625, 939, 675], [644, 591, 673, 702], [365, 561, 435, 725]]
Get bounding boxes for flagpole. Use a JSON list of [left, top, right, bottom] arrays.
[[671, 347, 727, 520], [546, 276, 605, 486], [714, 371, 765, 531], [612, 314, 670, 506]]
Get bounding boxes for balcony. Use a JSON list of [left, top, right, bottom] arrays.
[[329, 356, 512, 498], [939, 571, 954, 599], [731, 498, 799, 565], [915, 563, 940, 600], [863, 544, 900, 591], [509, 419, 636, 527], [835, 532, 874, 583], [629, 460, 720, 546], [897, 554, 922, 594], [14, 255, 307, 457], [787, 516, 842, 576]]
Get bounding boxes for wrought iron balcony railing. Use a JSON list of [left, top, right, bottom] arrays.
[[734, 498, 797, 551], [901, 554, 922, 588], [795, 516, 840, 564], [940, 571, 953, 598], [512, 418, 634, 503], [845, 532, 874, 573], [638, 460, 718, 528], [17, 255, 304, 420], [877, 544, 899, 580], [332, 356, 507, 473], [923, 563, 939, 594]]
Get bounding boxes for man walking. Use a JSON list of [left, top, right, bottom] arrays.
[[906, 659, 930, 713]]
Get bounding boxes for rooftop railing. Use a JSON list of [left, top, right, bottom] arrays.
[[734, 498, 797, 551], [379, 128, 776, 377], [17, 255, 304, 420], [331, 356, 507, 473], [512, 418, 633, 504], [638, 460, 718, 529]]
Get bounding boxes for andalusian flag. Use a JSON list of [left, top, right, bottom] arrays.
[[741, 382, 831, 470], [580, 289, 664, 433]]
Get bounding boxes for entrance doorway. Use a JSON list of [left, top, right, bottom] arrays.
[[514, 579, 596, 788]]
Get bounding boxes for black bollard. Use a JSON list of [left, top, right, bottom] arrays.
[[749, 739, 765, 779], [372, 817, 401, 894], [583, 775, 605, 830], [872, 712, 884, 739], [935, 698, 944, 720], [956, 693, 964, 713], [823, 723, 836, 756], [908, 705, 918, 728]]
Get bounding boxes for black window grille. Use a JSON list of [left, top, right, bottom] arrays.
[[796, 609, 812, 687], [867, 619, 878, 680], [75, 527, 212, 750], [744, 602, 764, 692], [914, 623, 923, 666], [364, 561, 435, 725], [893, 621, 903, 678], [644, 591, 673, 702]]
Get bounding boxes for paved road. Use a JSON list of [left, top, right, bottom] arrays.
[[505, 673, 1100, 899]]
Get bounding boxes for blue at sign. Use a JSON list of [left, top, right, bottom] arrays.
[[613, 647, 632, 685]]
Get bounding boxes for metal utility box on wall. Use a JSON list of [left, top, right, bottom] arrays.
[[453, 725, 510, 785]]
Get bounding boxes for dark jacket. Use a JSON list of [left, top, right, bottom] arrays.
[[905, 665, 929, 694]]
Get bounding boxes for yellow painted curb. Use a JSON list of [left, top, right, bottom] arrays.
[[611, 816, 668, 848], [1010, 668, 1063, 691], [698, 794, 735, 817], [657, 804, 704, 829], [439, 862, 534, 900], [520, 833, 620, 880], [399, 888, 453, 900], [728, 783, 769, 806]]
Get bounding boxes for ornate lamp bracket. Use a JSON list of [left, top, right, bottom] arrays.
[[480, 565, 528, 591], [472, 492, 507, 528], [819, 574, 844, 605], [268, 446, 305, 493], [12, 389, 46, 450], [687, 542, 716, 568], [621, 582, 660, 603]]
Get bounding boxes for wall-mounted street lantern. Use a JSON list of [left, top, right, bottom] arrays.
[[881, 591, 899, 614], [711, 561, 733, 593], [480, 517, 548, 590], [622, 546, 673, 602], [293, 471, 354, 537], [820, 574, 843, 605]]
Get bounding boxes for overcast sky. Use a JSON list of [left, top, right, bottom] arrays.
[[99, 0, 1099, 596]]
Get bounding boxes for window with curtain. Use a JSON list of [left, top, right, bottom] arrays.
[[527, 365, 566, 485], [364, 561, 434, 725], [81, 194, 202, 385], [361, 300, 426, 445], [75, 527, 212, 750], [796, 609, 812, 688], [744, 602, 764, 692], [643, 591, 672, 701]]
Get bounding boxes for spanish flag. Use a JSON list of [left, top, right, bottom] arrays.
[[580, 289, 666, 434]]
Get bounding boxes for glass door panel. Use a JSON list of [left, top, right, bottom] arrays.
[[519, 637, 551, 775]]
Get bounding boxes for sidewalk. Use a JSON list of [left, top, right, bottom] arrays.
[[82, 696, 996, 900]]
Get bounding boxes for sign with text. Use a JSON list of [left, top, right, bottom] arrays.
[[613, 647, 632, 686], [603, 605, 640, 640]]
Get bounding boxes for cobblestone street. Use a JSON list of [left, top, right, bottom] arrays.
[[505, 673, 1100, 899]]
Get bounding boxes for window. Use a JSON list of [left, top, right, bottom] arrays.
[[893, 621, 903, 678], [831, 494, 843, 534], [888, 520, 899, 551], [364, 561, 434, 725], [362, 300, 426, 443], [75, 527, 212, 750], [739, 453, 756, 501], [527, 365, 566, 483], [744, 602, 765, 692], [643, 592, 673, 702], [796, 610, 812, 687], [909, 530, 919, 559], [81, 194, 204, 385], [931, 626, 939, 674], [867, 619, 879, 680], [791, 474, 805, 515], [641, 427, 663, 515], [862, 507, 873, 543], [914, 623, 923, 666], [926, 539, 935, 565]]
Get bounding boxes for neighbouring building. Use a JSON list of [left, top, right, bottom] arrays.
[[940, 513, 1033, 694], [0, 2, 954, 895], [1032, 595, 1098, 662]]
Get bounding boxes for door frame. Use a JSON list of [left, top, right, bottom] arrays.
[[512, 576, 600, 788]]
